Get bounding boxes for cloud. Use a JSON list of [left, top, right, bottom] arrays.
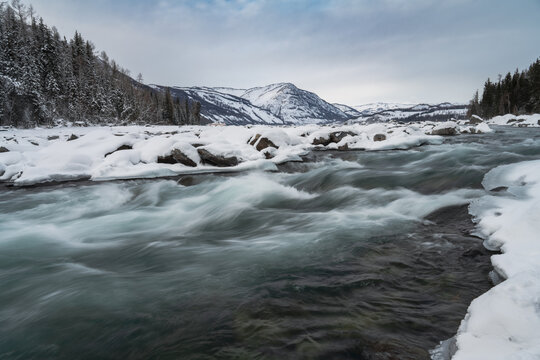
[[28, 0, 540, 104]]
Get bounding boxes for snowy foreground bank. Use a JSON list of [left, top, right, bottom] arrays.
[[452, 160, 540, 359], [0, 121, 489, 186]]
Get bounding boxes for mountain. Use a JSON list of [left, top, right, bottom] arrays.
[[166, 86, 283, 125], [348, 102, 467, 123], [159, 83, 351, 125], [352, 102, 415, 116], [330, 103, 361, 118], [162, 83, 467, 125], [241, 83, 350, 124]]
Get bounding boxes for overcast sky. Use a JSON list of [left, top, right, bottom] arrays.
[[28, 0, 540, 105]]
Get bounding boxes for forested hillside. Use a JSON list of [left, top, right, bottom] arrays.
[[0, 1, 201, 127], [468, 58, 540, 118]]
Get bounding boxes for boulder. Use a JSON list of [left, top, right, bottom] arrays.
[[337, 143, 349, 151], [256, 137, 278, 152], [312, 131, 355, 146], [158, 149, 197, 167], [373, 134, 386, 141], [431, 127, 457, 136], [197, 148, 238, 167], [67, 134, 79, 141], [248, 134, 279, 151], [0, 146, 9, 153], [47, 135, 59, 140], [468, 115, 483, 125], [248, 134, 261, 145], [177, 176, 195, 186], [329, 131, 355, 143], [105, 144, 133, 157], [312, 136, 331, 146]]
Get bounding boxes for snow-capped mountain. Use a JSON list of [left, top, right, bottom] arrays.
[[156, 83, 467, 125], [240, 83, 350, 124], [160, 83, 351, 125]]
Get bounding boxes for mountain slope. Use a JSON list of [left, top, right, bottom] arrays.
[[167, 86, 283, 125], [332, 103, 362, 118], [241, 83, 350, 124]]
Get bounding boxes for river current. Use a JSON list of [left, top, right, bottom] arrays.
[[1, 126, 539, 359]]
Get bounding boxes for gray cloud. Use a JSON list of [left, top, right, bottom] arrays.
[[29, 0, 540, 105]]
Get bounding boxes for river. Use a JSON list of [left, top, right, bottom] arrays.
[[1, 126, 539, 359]]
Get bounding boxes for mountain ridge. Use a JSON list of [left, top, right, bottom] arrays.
[[155, 83, 467, 125]]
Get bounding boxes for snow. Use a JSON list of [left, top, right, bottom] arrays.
[[484, 114, 540, 127], [447, 160, 540, 360], [350, 103, 468, 124], [240, 83, 350, 124], [432, 121, 459, 132], [353, 102, 415, 114], [0, 122, 491, 186]]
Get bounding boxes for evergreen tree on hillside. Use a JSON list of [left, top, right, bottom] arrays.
[[469, 58, 540, 118], [0, 1, 201, 127]]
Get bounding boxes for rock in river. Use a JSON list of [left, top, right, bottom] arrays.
[[197, 148, 238, 167]]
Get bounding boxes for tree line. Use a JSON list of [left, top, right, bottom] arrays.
[[0, 0, 201, 127], [468, 58, 540, 118]]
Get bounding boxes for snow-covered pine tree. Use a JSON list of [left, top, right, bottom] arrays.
[[0, 1, 195, 127]]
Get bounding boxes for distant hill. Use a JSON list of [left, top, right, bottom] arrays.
[[347, 102, 467, 124]]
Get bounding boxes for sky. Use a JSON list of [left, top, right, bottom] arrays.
[[28, 0, 540, 105]]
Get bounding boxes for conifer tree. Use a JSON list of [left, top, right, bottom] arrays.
[[469, 58, 540, 118]]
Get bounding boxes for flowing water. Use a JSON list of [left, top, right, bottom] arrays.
[[1, 127, 540, 360]]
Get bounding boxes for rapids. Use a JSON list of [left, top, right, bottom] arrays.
[[1, 126, 540, 359]]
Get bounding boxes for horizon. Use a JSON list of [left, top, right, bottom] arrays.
[[24, 0, 540, 105]]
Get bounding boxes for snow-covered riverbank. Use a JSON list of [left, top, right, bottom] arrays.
[[448, 160, 540, 360], [0, 121, 489, 186]]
